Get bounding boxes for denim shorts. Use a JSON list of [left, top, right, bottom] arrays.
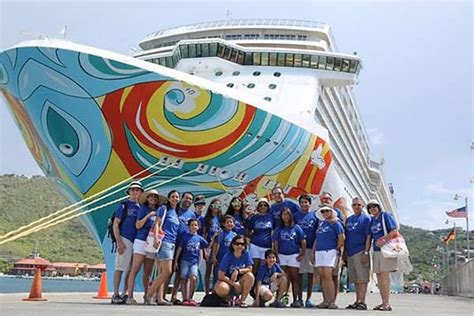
[[180, 260, 199, 278], [156, 241, 175, 261]]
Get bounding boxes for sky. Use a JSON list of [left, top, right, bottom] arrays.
[[0, 0, 472, 230]]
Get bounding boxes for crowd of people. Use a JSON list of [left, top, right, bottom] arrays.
[[110, 180, 399, 311]]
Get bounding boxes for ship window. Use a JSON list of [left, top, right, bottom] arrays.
[[180, 45, 189, 58], [232, 71, 240, 76], [264, 97, 272, 102], [224, 47, 231, 60], [189, 44, 196, 58], [318, 56, 327, 69], [247, 83, 255, 88], [253, 52, 261, 65], [230, 49, 238, 63], [277, 53, 285, 66], [302, 54, 311, 68], [273, 72, 281, 77], [269, 53, 277, 66], [349, 60, 358, 73], [334, 58, 342, 71], [159, 58, 166, 66], [261, 52, 269, 66], [253, 71, 261, 76], [227, 83, 234, 88], [244, 52, 253, 65], [200, 43, 209, 57], [268, 83, 277, 89], [196, 44, 202, 57], [326, 57, 334, 70], [165, 56, 173, 67], [215, 71, 223, 76], [310, 55, 319, 68], [217, 44, 225, 58], [285, 53, 294, 66], [294, 54, 302, 67], [209, 43, 218, 56], [172, 55, 178, 66], [237, 51, 245, 65], [342, 59, 350, 72]]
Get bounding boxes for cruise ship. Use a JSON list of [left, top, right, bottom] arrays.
[[0, 19, 399, 287]]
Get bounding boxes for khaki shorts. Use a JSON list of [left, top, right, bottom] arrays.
[[373, 251, 398, 273], [115, 237, 133, 272], [347, 251, 370, 283], [299, 249, 314, 274], [314, 252, 340, 277]]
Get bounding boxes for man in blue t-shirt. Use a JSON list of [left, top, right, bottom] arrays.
[[343, 197, 371, 310], [111, 180, 143, 304], [270, 187, 301, 226]]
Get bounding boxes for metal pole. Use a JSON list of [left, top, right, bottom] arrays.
[[466, 197, 470, 261]]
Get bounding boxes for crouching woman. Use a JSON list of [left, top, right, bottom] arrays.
[[214, 235, 255, 308]]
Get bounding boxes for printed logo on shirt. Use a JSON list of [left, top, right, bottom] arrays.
[[229, 263, 245, 274], [186, 240, 201, 252], [371, 222, 382, 234], [347, 220, 360, 231], [297, 218, 316, 229], [280, 230, 297, 241], [255, 220, 272, 229], [317, 225, 331, 234]]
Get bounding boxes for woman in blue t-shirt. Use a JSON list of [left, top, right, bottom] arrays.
[[214, 235, 255, 308], [225, 196, 247, 235], [367, 199, 399, 311], [201, 198, 223, 295], [245, 197, 274, 275], [272, 207, 306, 307], [125, 189, 163, 304], [145, 190, 180, 305], [311, 205, 345, 309]]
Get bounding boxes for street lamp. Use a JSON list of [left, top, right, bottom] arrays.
[[454, 194, 470, 260]]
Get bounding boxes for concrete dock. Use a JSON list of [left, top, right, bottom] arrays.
[[0, 292, 472, 316]]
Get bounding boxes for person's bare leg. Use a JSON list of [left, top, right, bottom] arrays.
[[113, 270, 123, 296], [306, 273, 314, 300], [142, 258, 154, 298], [377, 272, 390, 306], [322, 268, 335, 303], [146, 260, 172, 303], [189, 276, 197, 301], [289, 267, 300, 302], [239, 272, 255, 302], [204, 262, 212, 295], [275, 275, 288, 301], [126, 254, 145, 299]]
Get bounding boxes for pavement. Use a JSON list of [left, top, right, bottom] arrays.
[[0, 292, 472, 316]]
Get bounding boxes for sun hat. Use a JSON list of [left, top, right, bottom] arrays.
[[316, 204, 338, 221], [125, 180, 143, 195], [366, 199, 382, 210], [194, 195, 206, 206], [139, 189, 167, 205], [256, 197, 270, 208]]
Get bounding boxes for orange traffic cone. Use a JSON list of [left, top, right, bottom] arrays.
[[93, 272, 110, 299], [23, 268, 47, 301]]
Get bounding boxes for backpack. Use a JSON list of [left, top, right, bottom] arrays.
[[200, 293, 227, 307], [107, 202, 128, 253]]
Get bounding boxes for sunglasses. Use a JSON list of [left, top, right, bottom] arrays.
[[321, 209, 331, 213], [352, 203, 362, 206], [234, 242, 245, 246], [258, 203, 268, 208], [211, 203, 221, 209], [231, 201, 242, 206]]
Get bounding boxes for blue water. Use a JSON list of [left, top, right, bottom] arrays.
[[0, 276, 99, 293]]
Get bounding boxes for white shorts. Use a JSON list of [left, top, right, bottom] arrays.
[[314, 249, 338, 268], [259, 282, 278, 295], [115, 238, 133, 272], [278, 253, 301, 268], [133, 239, 156, 259], [249, 243, 270, 260]]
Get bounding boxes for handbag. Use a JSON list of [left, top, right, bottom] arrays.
[[144, 207, 167, 253], [380, 212, 409, 259]]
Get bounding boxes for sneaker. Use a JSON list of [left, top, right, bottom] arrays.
[[290, 300, 303, 308], [111, 294, 123, 304], [327, 302, 339, 309], [259, 299, 266, 307], [281, 294, 290, 306], [120, 294, 128, 304], [270, 300, 286, 308], [305, 299, 316, 308]]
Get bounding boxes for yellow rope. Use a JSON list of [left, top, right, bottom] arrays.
[[0, 168, 196, 245], [0, 162, 169, 242]]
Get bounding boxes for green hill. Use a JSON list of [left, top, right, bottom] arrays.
[[0, 174, 103, 271]]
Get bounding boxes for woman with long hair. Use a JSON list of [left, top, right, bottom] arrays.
[[225, 196, 246, 235]]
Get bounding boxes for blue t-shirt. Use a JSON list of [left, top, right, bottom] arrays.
[[294, 210, 319, 248], [246, 213, 273, 248], [216, 230, 238, 261], [232, 213, 246, 236], [156, 205, 180, 243], [315, 220, 344, 251], [256, 263, 283, 285], [270, 200, 301, 226], [218, 251, 254, 277], [179, 233, 209, 265], [272, 224, 305, 255], [114, 200, 140, 242], [370, 212, 397, 252], [176, 208, 197, 242], [197, 215, 204, 236], [135, 205, 157, 241], [204, 216, 221, 242], [345, 213, 371, 256]]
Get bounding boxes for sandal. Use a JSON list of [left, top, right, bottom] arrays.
[[240, 302, 249, 308], [375, 304, 392, 311], [356, 302, 368, 310], [346, 302, 359, 309], [126, 298, 138, 305], [172, 298, 182, 305]]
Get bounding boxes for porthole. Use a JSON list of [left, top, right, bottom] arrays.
[[232, 71, 240, 76], [226, 83, 234, 88], [268, 84, 277, 90], [273, 72, 281, 77], [264, 97, 272, 102], [215, 71, 223, 76], [253, 71, 261, 76], [247, 83, 255, 89]]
